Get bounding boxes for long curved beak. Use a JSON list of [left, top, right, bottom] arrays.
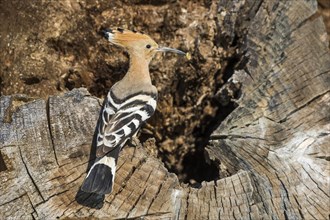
[[157, 47, 186, 55]]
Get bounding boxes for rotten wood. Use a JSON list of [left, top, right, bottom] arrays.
[[0, 0, 329, 219]]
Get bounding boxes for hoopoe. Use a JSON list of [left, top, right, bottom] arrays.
[[81, 28, 186, 194]]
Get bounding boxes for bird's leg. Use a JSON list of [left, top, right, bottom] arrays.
[[128, 132, 141, 160], [127, 132, 141, 148], [131, 135, 141, 147]]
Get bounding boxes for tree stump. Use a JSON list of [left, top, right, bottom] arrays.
[[0, 0, 329, 219]]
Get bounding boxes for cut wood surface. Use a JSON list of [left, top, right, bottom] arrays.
[[1, 0, 329, 219]]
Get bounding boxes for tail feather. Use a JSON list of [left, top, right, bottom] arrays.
[[81, 155, 117, 194]]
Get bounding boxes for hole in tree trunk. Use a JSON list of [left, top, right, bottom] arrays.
[[138, 33, 245, 187]]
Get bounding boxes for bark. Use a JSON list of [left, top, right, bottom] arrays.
[[0, 0, 329, 219]]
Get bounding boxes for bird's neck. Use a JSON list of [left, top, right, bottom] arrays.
[[123, 53, 151, 85]]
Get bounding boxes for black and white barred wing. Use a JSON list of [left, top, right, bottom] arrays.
[[80, 92, 118, 194], [81, 91, 157, 194], [96, 92, 157, 157]]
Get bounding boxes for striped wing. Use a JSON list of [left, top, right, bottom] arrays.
[[96, 91, 157, 157]]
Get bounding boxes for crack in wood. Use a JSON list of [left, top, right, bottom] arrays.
[[184, 188, 190, 220], [210, 134, 268, 141], [57, 155, 90, 169], [232, 209, 237, 220], [307, 159, 328, 176], [18, 146, 45, 202], [145, 169, 166, 214], [46, 97, 59, 166], [196, 189, 202, 219], [31, 213, 36, 220], [174, 191, 182, 220], [125, 162, 156, 218], [113, 151, 130, 174], [308, 194, 327, 213], [279, 164, 307, 219], [301, 164, 329, 198], [107, 156, 147, 206], [234, 142, 275, 174], [66, 160, 89, 173], [276, 173, 290, 211], [42, 171, 85, 205], [290, 9, 320, 36], [207, 190, 211, 220], [213, 181, 219, 208], [303, 191, 326, 219], [279, 90, 329, 123], [26, 193, 38, 218], [58, 171, 85, 190], [115, 172, 146, 213], [217, 208, 221, 220], [254, 0, 264, 15], [45, 174, 64, 183], [126, 187, 148, 219], [249, 173, 271, 217], [0, 193, 26, 206], [57, 196, 78, 219], [237, 173, 253, 220], [43, 189, 70, 205], [292, 194, 304, 219]]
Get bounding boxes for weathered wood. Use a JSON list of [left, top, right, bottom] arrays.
[[0, 0, 329, 219]]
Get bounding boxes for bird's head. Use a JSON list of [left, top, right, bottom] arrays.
[[102, 28, 186, 63]]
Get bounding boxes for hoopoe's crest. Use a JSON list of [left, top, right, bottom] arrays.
[[81, 27, 186, 195], [103, 28, 157, 46], [103, 28, 158, 60], [103, 27, 186, 61]]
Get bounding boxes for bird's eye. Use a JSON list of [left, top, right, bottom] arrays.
[[146, 44, 151, 49]]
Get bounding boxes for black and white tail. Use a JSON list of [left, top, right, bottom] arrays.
[[81, 147, 120, 194], [81, 89, 157, 194]]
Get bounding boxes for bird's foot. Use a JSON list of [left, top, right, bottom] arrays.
[[131, 136, 141, 147], [128, 136, 141, 161], [127, 136, 141, 148]]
